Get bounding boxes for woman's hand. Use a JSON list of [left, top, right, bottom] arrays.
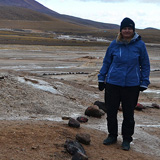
[[139, 87, 147, 92], [98, 82, 105, 91]]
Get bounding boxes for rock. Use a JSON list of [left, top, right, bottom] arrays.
[[135, 103, 145, 111], [31, 145, 40, 150], [24, 77, 39, 84], [99, 109, 105, 115], [85, 105, 105, 118], [0, 76, 5, 80], [94, 101, 124, 112], [68, 118, 80, 128], [76, 133, 91, 145], [72, 151, 88, 160], [94, 101, 107, 112], [64, 139, 86, 155], [118, 103, 146, 111], [62, 116, 70, 120], [77, 116, 88, 123], [151, 103, 160, 109]]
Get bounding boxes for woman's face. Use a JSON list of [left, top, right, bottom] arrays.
[[121, 27, 134, 39]]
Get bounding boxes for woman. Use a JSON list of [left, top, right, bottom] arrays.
[[98, 17, 150, 150]]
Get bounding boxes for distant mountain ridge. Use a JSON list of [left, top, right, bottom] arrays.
[[0, 0, 59, 16], [0, 0, 119, 29], [0, 6, 54, 21]]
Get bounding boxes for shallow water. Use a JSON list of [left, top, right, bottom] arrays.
[[144, 89, 160, 94], [143, 89, 160, 99], [17, 77, 62, 95], [136, 124, 160, 128]]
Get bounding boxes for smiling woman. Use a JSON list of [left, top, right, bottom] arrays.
[[120, 17, 135, 41], [98, 17, 150, 151]]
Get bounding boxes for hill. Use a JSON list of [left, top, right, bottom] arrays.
[[0, 5, 98, 33], [0, 6, 54, 21], [0, 0, 119, 29]]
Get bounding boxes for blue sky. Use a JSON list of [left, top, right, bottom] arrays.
[[36, 0, 160, 29]]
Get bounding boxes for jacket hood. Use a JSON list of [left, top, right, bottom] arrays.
[[116, 32, 141, 44]]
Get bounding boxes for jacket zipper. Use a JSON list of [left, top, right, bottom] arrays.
[[120, 48, 121, 57], [108, 66, 113, 81], [136, 68, 139, 83]]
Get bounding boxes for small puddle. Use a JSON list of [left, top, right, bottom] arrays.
[[1, 65, 44, 71], [17, 77, 62, 95], [144, 89, 160, 94], [143, 89, 160, 99], [136, 124, 160, 128]]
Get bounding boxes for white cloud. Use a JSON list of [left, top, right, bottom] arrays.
[[78, 0, 127, 2], [36, 0, 160, 29], [71, 0, 160, 2], [139, 0, 160, 3]]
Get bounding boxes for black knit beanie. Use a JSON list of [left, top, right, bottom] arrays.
[[120, 17, 135, 32]]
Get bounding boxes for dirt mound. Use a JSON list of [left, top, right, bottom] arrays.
[[0, 120, 158, 160]]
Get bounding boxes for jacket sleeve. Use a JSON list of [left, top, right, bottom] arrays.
[[139, 42, 150, 88], [98, 44, 113, 82]]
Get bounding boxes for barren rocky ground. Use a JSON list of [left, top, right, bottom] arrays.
[[0, 44, 159, 160]]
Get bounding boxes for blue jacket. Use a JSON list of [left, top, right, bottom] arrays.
[[98, 33, 150, 88]]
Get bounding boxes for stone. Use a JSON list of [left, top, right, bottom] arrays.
[[151, 103, 160, 109], [76, 133, 91, 145], [68, 118, 80, 128], [62, 116, 70, 120], [64, 139, 86, 155], [0, 76, 5, 80], [94, 101, 123, 112], [72, 151, 88, 160], [94, 101, 107, 112], [77, 116, 88, 123], [85, 105, 105, 118], [135, 103, 145, 111]]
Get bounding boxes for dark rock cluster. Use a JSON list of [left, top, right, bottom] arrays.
[[64, 138, 89, 160], [43, 72, 89, 76]]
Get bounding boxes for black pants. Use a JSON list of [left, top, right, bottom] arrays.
[[105, 83, 139, 142]]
